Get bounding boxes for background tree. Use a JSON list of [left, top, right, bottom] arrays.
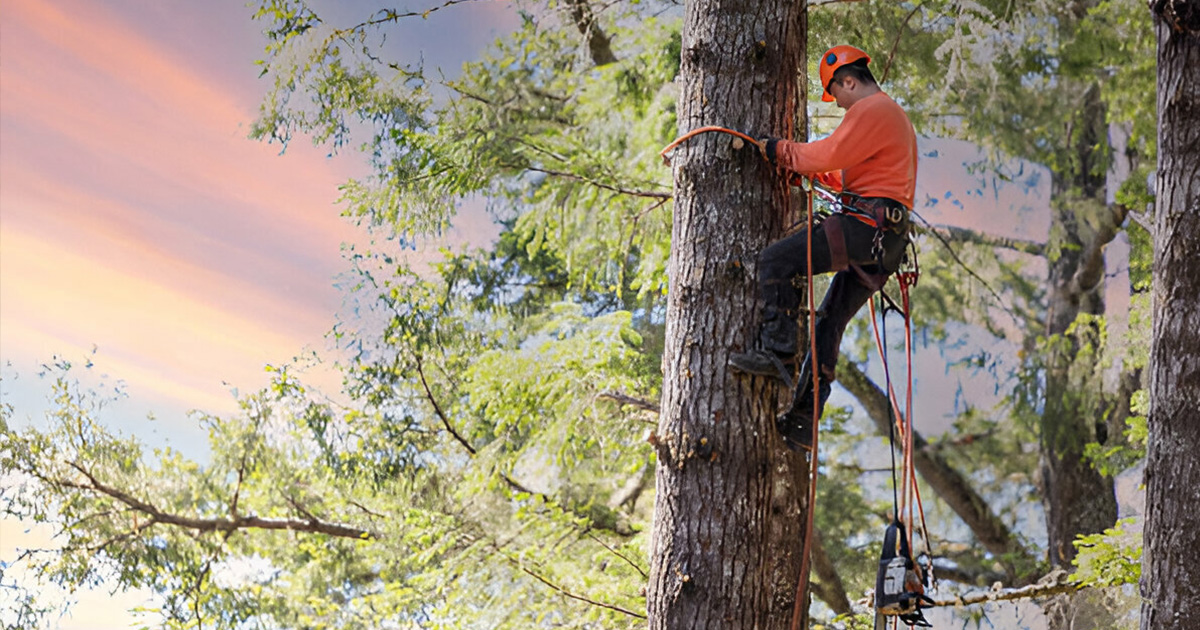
[[1142, 1, 1200, 627]]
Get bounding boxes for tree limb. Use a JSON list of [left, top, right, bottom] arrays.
[[809, 0, 870, 6], [1127, 208, 1153, 235], [598, 390, 661, 413], [343, 1, 481, 33], [608, 463, 652, 512], [514, 164, 673, 200], [1070, 202, 1129, 297], [925, 224, 1046, 256], [414, 352, 476, 455], [495, 547, 647, 618], [810, 528, 853, 616], [912, 214, 1033, 328], [879, 3, 924, 84], [62, 462, 376, 541], [586, 531, 648, 579], [927, 570, 1078, 607], [412, 358, 637, 538], [566, 0, 618, 67], [856, 569, 1080, 610]]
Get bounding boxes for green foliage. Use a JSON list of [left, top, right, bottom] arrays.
[[3, 357, 651, 629], [1071, 518, 1142, 588], [824, 611, 876, 630]]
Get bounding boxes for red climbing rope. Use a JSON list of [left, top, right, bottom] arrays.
[[868, 270, 937, 604]]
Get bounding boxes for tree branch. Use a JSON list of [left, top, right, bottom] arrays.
[[63, 462, 375, 541], [1070, 202, 1129, 296], [342, 1, 481, 33], [1127, 208, 1154, 235], [414, 352, 476, 455], [913, 215, 1032, 326], [510, 556, 646, 619], [810, 528, 853, 615], [809, 0, 870, 6], [879, 3, 924, 84], [516, 165, 672, 200], [411, 360, 637, 538], [608, 464, 652, 512], [566, 0, 618, 67], [586, 531, 648, 579], [856, 569, 1079, 610], [598, 391, 661, 413], [926, 570, 1079, 607], [926, 224, 1046, 256]]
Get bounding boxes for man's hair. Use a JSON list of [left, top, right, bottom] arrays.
[[831, 59, 877, 88]]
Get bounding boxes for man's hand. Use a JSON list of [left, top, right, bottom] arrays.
[[759, 136, 781, 165]]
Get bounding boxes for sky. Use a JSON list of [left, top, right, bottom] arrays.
[[0, 0, 518, 430], [0, 1, 517, 627], [0, 1, 1127, 627]]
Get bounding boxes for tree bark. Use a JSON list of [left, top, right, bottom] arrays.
[[1141, 3, 1200, 628], [647, 1, 807, 628]]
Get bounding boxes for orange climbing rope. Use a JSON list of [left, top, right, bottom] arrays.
[[791, 177, 822, 630], [658, 126, 766, 164]]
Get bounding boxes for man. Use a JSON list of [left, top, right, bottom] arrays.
[[729, 45, 918, 451]]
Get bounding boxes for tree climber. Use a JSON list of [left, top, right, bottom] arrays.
[[729, 45, 918, 451]]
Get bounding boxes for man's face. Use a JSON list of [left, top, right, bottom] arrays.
[[828, 78, 850, 109]]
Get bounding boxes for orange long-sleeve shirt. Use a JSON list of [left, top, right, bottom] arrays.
[[775, 91, 917, 209]]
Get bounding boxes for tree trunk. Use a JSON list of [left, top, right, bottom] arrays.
[[1039, 82, 1119, 572], [647, 1, 807, 628], [1036, 78, 1126, 630], [1141, 3, 1200, 628]]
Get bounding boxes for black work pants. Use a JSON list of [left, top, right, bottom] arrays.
[[757, 207, 908, 397]]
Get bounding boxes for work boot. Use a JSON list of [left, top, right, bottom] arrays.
[[776, 411, 813, 452], [777, 360, 835, 452], [728, 313, 797, 388]]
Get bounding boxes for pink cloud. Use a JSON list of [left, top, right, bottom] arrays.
[[0, 0, 366, 412], [1, 0, 518, 423]]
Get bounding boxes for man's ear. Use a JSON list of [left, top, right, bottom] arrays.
[[840, 75, 858, 93]]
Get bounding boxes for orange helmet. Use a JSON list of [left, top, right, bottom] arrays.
[[819, 45, 871, 102]]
